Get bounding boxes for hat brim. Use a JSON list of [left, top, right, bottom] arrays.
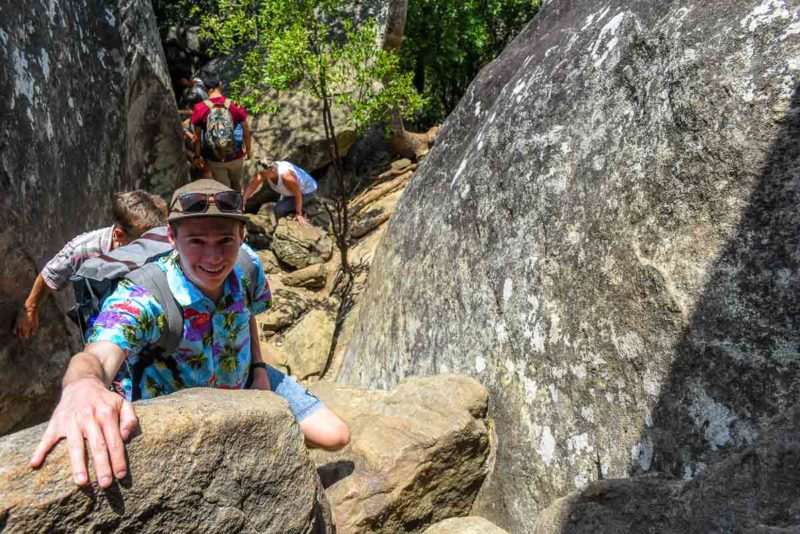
[[168, 211, 250, 224]]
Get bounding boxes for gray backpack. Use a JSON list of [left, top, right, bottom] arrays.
[[71, 226, 258, 355]]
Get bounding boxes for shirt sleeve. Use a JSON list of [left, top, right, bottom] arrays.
[[230, 101, 248, 124], [40, 234, 90, 290], [87, 279, 166, 362], [191, 102, 208, 128], [241, 244, 272, 315]]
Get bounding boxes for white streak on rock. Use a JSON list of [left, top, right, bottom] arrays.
[[581, 5, 611, 31], [502, 278, 514, 302], [740, 0, 790, 32], [12, 48, 34, 102], [539, 426, 556, 465], [40, 50, 50, 81], [475, 355, 486, 373], [104, 8, 116, 26], [570, 363, 587, 380], [687, 386, 733, 450], [567, 433, 591, 454], [449, 157, 468, 187], [581, 407, 596, 425]]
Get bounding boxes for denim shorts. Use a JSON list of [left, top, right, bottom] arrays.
[[266, 365, 323, 422]]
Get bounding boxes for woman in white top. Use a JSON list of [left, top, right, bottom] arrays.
[[244, 158, 318, 224]]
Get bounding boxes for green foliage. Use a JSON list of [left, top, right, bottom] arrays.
[[198, 0, 424, 128], [152, 0, 210, 31], [402, 0, 542, 126]]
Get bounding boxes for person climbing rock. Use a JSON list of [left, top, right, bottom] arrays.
[[244, 158, 318, 224], [29, 179, 350, 489], [13, 191, 167, 340], [191, 70, 251, 191]]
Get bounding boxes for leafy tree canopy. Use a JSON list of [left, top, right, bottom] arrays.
[[198, 0, 424, 131], [402, 0, 541, 126]]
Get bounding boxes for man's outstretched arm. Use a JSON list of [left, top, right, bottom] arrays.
[[242, 173, 265, 206], [30, 342, 137, 488], [14, 273, 53, 339]]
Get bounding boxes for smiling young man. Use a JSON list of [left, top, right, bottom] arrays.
[[30, 180, 349, 489]]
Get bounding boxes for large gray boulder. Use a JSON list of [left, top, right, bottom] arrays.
[[339, 0, 800, 531], [0, 0, 186, 434], [0, 389, 332, 533], [533, 404, 800, 533]]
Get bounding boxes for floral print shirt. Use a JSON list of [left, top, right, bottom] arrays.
[[87, 244, 272, 401]]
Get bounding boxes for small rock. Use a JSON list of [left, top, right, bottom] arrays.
[[350, 210, 392, 239], [258, 249, 282, 274], [283, 264, 327, 289], [350, 188, 405, 238], [351, 170, 412, 214], [272, 218, 334, 269], [391, 158, 413, 171], [246, 213, 278, 250], [304, 197, 333, 229], [257, 289, 309, 334], [376, 162, 418, 181]]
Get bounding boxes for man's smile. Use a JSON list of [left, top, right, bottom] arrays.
[[199, 264, 225, 275]]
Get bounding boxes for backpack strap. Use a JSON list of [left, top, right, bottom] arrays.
[[236, 247, 259, 304], [223, 99, 232, 109], [203, 99, 217, 110], [125, 263, 184, 355]]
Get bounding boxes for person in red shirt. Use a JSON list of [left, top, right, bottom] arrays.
[[191, 71, 252, 191]]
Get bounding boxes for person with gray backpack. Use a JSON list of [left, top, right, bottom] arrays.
[[14, 191, 167, 340], [30, 179, 350, 489], [191, 70, 251, 191]]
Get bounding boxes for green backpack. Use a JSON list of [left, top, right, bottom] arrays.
[[201, 99, 236, 161]]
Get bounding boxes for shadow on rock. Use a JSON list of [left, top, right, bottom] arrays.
[[317, 460, 355, 489]]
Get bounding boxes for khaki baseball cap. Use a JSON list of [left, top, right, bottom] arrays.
[[168, 179, 249, 223]]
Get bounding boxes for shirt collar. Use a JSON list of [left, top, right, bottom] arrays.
[[100, 226, 115, 254], [162, 251, 245, 309]]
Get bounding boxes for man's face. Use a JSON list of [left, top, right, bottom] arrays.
[[168, 217, 244, 298]]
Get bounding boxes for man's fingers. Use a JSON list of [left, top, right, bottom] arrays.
[[66, 422, 88, 486], [83, 416, 113, 488], [30, 424, 60, 468], [119, 401, 138, 441], [100, 414, 128, 480]]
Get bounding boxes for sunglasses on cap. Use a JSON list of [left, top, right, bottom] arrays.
[[172, 191, 243, 214]]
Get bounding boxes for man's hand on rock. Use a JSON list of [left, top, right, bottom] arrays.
[[30, 377, 138, 488], [13, 305, 39, 340], [294, 214, 309, 225]]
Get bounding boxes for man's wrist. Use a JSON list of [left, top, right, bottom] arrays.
[[62, 375, 106, 392], [251, 362, 267, 372]]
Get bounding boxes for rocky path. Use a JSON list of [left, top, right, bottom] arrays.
[[245, 158, 418, 385]]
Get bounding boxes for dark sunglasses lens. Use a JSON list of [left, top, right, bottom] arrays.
[[180, 193, 209, 213], [215, 191, 242, 212]]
